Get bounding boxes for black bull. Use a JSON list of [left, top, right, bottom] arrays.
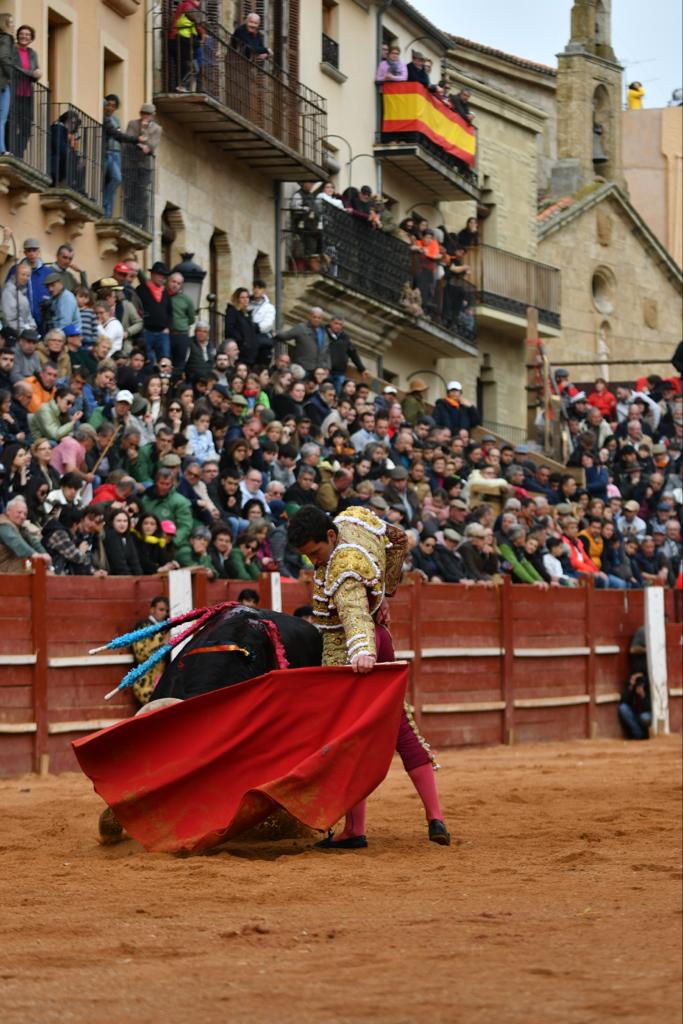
[[152, 607, 323, 701]]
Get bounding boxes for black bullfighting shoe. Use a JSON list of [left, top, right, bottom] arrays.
[[428, 819, 451, 846], [314, 832, 368, 850]]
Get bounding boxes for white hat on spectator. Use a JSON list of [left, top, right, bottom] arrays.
[[447, 381, 463, 391], [465, 523, 486, 538], [383, 385, 398, 395], [115, 390, 134, 405]]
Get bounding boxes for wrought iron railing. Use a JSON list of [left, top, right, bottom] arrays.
[[154, 3, 327, 169], [117, 145, 155, 235], [48, 101, 103, 207], [4, 70, 51, 179], [469, 245, 561, 327], [283, 201, 477, 346], [322, 33, 340, 69]]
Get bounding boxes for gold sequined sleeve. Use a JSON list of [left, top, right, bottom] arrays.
[[334, 576, 377, 661], [384, 523, 409, 596]]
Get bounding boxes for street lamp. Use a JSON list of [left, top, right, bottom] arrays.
[[172, 252, 206, 308]]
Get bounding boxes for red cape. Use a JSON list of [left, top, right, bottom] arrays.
[[73, 664, 408, 854]]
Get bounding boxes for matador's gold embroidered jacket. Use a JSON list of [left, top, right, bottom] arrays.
[[312, 506, 408, 666]]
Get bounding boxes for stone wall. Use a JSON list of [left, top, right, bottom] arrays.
[[538, 196, 682, 377]]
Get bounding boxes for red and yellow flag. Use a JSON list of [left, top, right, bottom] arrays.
[[382, 82, 476, 167]]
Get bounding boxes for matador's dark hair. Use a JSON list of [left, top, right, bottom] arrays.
[[287, 505, 337, 548]]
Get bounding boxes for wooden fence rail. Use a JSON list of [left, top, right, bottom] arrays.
[[0, 563, 680, 776]]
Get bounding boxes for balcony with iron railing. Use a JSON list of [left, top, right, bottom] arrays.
[[374, 83, 480, 202], [153, 5, 328, 181], [468, 245, 561, 332], [38, 100, 106, 234], [283, 201, 478, 357], [0, 71, 51, 208], [0, 69, 153, 252]]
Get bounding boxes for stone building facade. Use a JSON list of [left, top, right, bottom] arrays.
[[0, 0, 148, 280]]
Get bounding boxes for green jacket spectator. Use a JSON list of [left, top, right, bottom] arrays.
[[170, 290, 196, 333], [0, 503, 48, 573], [29, 392, 79, 443], [141, 471, 193, 566], [498, 539, 544, 584], [226, 536, 260, 580]]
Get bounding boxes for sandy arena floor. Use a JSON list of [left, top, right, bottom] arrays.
[[1, 736, 681, 1024]]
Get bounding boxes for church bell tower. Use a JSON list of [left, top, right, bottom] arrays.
[[551, 0, 625, 195]]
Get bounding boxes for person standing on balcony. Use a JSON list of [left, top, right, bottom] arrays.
[[0, 13, 17, 157], [452, 88, 475, 126], [457, 216, 480, 249], [168, 1, 204, 92], [12, 24, 41, 162], [137, 261, 172, 365], [375, 44, 407, 82], [231, 12, 272, 62], [122, 104, 162, 229], [406, 51, 431, 89], [102, 94, 139, 219]]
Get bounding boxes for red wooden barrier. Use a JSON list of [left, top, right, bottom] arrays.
[[0, 568, 680, 776]]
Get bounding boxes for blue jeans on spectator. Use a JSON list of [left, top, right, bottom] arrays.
[[0, 85, 10, 153], [145, 329, 170, 365], [103, 151, 122, 218], [170, 332, 190, 377], [594, 573, 628, 590], [331, 373, 347, 396], [618, 703, 651, 740]]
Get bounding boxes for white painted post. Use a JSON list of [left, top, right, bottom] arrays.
[[644, 587, 669, 735], [168, 568, 194, 661], [269, 572, 282, 612]]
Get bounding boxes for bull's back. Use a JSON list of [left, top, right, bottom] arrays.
[[152, 608, 322, 700]]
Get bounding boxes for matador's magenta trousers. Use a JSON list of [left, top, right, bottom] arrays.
[[333, 625, 443, 840]]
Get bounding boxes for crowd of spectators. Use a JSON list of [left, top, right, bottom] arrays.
[[0, 238, 679, 591]]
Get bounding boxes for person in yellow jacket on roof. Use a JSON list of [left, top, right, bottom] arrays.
[[627, 82, 645, 109]]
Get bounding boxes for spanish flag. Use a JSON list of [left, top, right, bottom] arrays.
[[382, 82, 476, 167]]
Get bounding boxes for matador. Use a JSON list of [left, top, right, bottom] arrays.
[[288, 504, 450, 848]]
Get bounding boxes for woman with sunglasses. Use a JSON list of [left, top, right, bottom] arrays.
[[226, 530, 260, 580], [29, 386, 82, 443], [162, 396, 189, 434]]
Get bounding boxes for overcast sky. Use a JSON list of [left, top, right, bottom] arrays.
[[410, 0, 682, 109]]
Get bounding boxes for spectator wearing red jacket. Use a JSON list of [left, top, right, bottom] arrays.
[[587, 378, 617, 419]]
